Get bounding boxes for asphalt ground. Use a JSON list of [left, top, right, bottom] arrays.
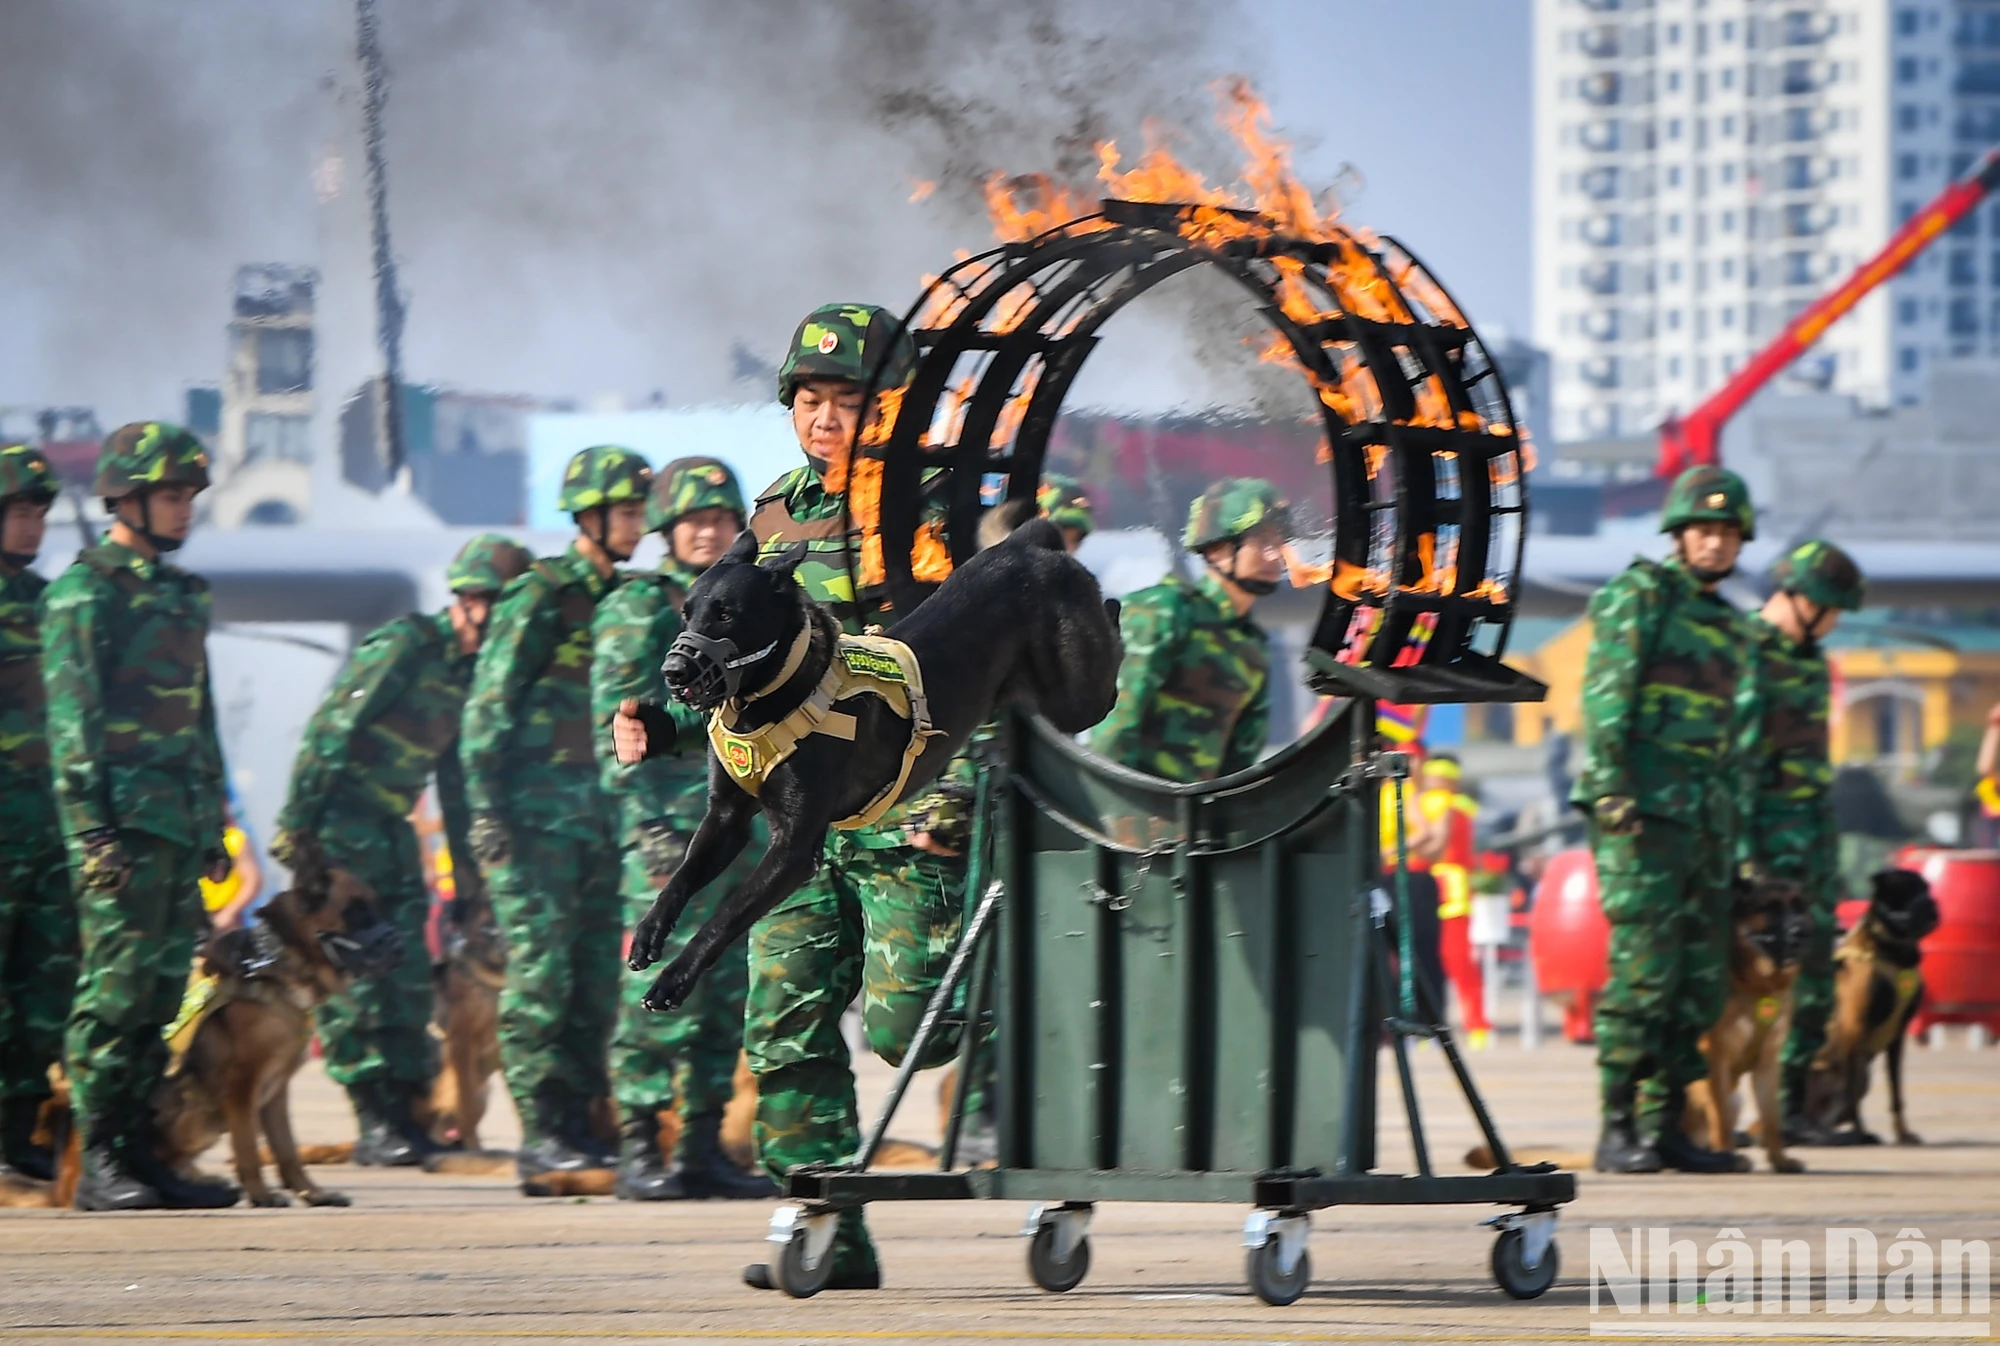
[[3, 1031, 1996, 1345]]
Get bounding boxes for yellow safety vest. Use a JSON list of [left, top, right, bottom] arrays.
[[708, 632, 937, 830]]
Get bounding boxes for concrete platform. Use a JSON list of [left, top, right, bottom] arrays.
[[3, 1035, 1996, 1344]]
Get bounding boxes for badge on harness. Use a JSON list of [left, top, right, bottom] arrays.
[[840, 648, 907, 684], [721, 736, 757, 778]]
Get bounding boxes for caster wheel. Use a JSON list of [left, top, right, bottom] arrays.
[[1027, 1222, 1091, 1293], [1492, 1228, 1560, 1300], [1247, 1238, 1311, 1306], [774, 1227, 834, 1299]]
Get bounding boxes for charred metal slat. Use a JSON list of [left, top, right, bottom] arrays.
[[784, 1168, 975, 1203], [1253, 1170, 1577, 1210]]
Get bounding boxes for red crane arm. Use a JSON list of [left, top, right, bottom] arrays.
[[1657, 147, 2000, 477]]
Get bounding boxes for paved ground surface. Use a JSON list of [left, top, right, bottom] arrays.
[[3, 1032, 1996, 1345]]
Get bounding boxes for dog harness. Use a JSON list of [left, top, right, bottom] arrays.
[[1835, 925, 1924, 1058], [707, 627, 938, 829]]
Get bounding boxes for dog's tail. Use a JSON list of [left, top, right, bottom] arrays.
[[259, 1142, 355, 1166], [423, 1150, 517, 1177], [1464, 1144, 1593, 1171], [521, 1167, 616, 1197]]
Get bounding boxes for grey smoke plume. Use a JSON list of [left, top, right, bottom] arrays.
[[1, 0, 1278, 422]]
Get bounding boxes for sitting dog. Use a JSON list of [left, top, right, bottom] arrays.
[[1801, 868, 1940, 1146], [1683, 876, 1814, 1173], [425, 903, 506, 1155], [627, 519, 1121, 1009], [144, 866, 404, 1207]]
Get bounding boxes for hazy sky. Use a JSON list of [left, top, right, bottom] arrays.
[[0, 0, 1532, 427]]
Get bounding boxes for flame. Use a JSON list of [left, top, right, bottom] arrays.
[[908, 178, 937, 203]]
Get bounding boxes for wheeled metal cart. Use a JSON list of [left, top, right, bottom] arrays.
[[764, 700, 1572, 1304]]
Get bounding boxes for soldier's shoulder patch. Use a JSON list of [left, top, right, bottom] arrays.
[[840, 646, 907, 684]]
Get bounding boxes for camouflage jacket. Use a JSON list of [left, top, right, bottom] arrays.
[[1089, 571, 1272, 784], [750, 463, 964, 847], [278, 609, 475, 853], [460, 545, 618, 839], [1740, 615, 1838, 873], [1572, 555, 1754, 827], [0, 565, 58, 850], [39, 539, 225, 848], [592, 560, 707, 836]]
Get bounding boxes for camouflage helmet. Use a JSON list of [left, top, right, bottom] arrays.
[[94, 422, 211, 499], [1036, 473, 1095, 538], [648, 456, 746, 534], [776, 303, 919, 407], [0, 444, 58, 506], [557, 445, 653, 515], [1773, 538, 1865, 612], [1660, 464, 1756, 540], [446, 533, 532, 595], [1183, 478, 1291, 552]]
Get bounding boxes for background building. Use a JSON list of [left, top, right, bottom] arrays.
[[1534, 0, 2000, 442]]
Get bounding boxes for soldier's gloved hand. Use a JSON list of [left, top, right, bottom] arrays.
[[1593, 795, 1642, 837], [904, 783, 975, 857], [1737, 859, 1772, 888], [77, 828, 132, 892], [203, 843, 233, 886], [468, 811, 513, 868], [633, 819, 685, 882], [614, 698, 678, 765]]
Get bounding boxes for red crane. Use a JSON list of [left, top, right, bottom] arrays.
[[1657, 147, 2000, 477]]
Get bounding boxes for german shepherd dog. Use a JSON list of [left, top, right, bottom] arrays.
[[628, 520, 1122, 1009], [425, 905, 506, 1155], [1684, 876, 1814, 1173], [141, 866, 403, 1207], [1801, 868, 1940, 1146]]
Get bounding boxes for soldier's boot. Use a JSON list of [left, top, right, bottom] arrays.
[[352, 1080, 441, 1167], [561, 1092, 618, 1169], [678, 1111, 778, 1200], [0, 1095, 55, 1182], [516, 1089, 594, 1181], [72, 1120, 162, 1212], [125, 1119, 241, 1209], [613, 1106, 686, 1202], [1594, 1082, 1662, 1174], [743, 1207, 882, 1291], [1653, 1088, 1751, 1174]]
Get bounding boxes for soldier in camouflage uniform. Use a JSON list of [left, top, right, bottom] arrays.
[[462, 446, 652, 1182], [1088, 479, 1284, 783], [1738, 540, 1865, 1145], [0, 445, 74, 1182], [738, 303, 965, 1288], [595, 457, 775, 1201], [1036, 473, 1095, 553], [1575, 465, 1759, 1175], [42, 423, 238, 1210], [272, 533, 532, 1166]]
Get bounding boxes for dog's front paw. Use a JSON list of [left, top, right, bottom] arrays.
[[1895, 1130, 1922, 1146], [1772, 1154, 1807, 1174], [642, 959, 696, 1013], [628, 908, 668, 971], [249, 1189, 292, 1208], [302, 1188, 352, 1207]]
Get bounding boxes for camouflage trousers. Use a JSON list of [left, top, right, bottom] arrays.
[[485, 821, 622, 1108], [609, 825, 753, 1119], [0, 840, 76, 1105], [313, 807, 437, 1092], [745, 830, 966, 1187], [64, 831, 205, 1126], [1590, 816, 1732, 1130]]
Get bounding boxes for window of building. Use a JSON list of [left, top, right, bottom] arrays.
[[1667, 356, 1683, 379], [1951, 296, 1980, 334], [1667, 308, 1683, 330], [1721, 210, 1736, 232], [1582, 71, 1622, 105], [1896, 8, 1921, 37], [1899, 297, 1921, 324], [1900, 200, 1919, 224], [1785, 107, 1818, 140], [1897, 104, 1922, 132], [1668, 212, 1683, 235], [1721, 257, 1736, 279], [1721, 20, 1735, 41], [1785, 251, 1816, 284], [1721, 162, 1736, 184], [1953, 251, 1979, 286], [1667, 164, 1682, 187], [1783, 59, 1818, 94], [254, 329, 312, 395], [242, 413, 312, 464], [1721, 307, 1735, 328], [1668, 22, 1683, 44], [1668, 260, 1683, 283], [1898, 56, 1921, 84], [1667, 69, 1682, 93], [1669, 117, 1684, 140], [1899, 152, 1920, 180]]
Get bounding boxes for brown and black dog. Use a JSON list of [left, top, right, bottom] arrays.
[[136, 866, 403, 1207], [1684, 876, 1814, 1173], [0, 1072, 78, 1209], [425, 906, 506, 1155], [1801, 868, 1940, 1146]]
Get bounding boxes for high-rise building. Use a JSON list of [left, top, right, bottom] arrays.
[[1535, 0, 1994, 443]]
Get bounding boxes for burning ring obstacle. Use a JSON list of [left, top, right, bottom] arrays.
[[868, 197, 1545, 704]]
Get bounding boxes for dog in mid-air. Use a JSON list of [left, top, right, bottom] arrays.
[[1683, 875, 1814, 1173], [625, 519, 1122, 1010], [1800, 868, 1940, 1146]]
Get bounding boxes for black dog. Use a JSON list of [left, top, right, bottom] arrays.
[[1802, 868, 1941, 1145], [626, 519, 1122, 1010]]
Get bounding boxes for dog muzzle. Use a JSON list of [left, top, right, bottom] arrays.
[[664, 629, 777, 710], [318, 923, 405, 979]]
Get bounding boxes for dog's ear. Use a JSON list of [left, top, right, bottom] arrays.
[[762, 540, 809, 578], [1103, 597, 1121, 625], [721, 530, 760, 566]]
